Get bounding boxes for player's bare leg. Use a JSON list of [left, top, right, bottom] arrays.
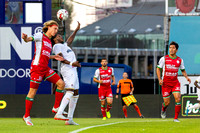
[[173, 92, 181, 122], [23, 88, 37, 126], [161, 97, 170, 119], [100, 100, 107, 120]]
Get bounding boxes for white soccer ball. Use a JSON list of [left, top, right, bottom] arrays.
[[57, 9, 68, 21]]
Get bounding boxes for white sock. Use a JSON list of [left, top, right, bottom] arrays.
[[68, 95, 79, 120], [57, 91, 74, 115], [189, 103, 200, 110]]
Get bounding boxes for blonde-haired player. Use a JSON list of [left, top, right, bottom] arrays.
[[22, 20, 65, 126]]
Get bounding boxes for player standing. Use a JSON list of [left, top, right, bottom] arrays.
[[52, 22, 81, 125], [116, 72, 144, 118], [157, 41, 191, 122], [93, 58, 116, 120], [186, 76, 200, 115], [22, 20, 65, 126]]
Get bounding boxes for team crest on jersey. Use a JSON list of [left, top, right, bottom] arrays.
[[66, 49, 72, 53], [108, 70, 111, 73], [177, 60, 180, 64]]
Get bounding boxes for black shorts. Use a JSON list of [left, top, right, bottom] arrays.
[[121, 94, 136, 106]]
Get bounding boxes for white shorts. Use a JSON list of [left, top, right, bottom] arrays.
[[61, 67, 79, 90], [197, 89, 200, 101]]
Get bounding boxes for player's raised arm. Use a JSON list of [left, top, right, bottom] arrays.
[[22, 33, 33, 42], [66, 21, 80, 46]]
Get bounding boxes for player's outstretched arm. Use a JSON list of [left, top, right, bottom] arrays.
[[22, 33, 33, 42], [66, 21, 80, 46], [181, 70, 191, 84]]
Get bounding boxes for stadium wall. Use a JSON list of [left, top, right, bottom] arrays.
[[0, 94, 198, 118]]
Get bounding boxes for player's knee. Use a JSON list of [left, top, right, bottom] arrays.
[[164, 101, 170, 106], [56, 79, 65, 89], [175, 98, 181, 103]]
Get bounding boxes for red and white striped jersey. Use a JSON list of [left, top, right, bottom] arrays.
[[157, 55, 185, 84], [31, 32, 52, 72], [94, 67, 114, 88]]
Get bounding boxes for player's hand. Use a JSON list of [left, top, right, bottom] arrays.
[[159, 79, 163, 86], [54, 54, 64, 61], [72, 61, 81, 67], [99, 80, 103, 84], [116, 95, 118, 99], [186, 77, 191, 84], [112, 81, 115, 85], [22, 33, 28, 42], [130, 91, 133, 95]]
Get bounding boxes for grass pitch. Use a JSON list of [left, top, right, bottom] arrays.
[[0, 118, 199, 133]]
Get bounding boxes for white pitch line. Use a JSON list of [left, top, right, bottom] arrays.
[[70, 119, 172, 133], [69, 121, 126, 133]]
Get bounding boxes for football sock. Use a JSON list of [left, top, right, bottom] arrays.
[[24, 97, 34, 118], [174, 102, 181, 119], [106, 104, 112, 112], [162, 102, 168, 112], [57, 91, 73, 115], [134, 105, 142, 116], [54, 89, 64, 108], [68, 95, 79, 120], [189, 103, 200, 110], [101, 105, 106, 117], [123, 108, 128, 118]]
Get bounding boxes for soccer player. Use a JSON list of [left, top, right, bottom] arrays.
[[116, 72, 144, 118], [22, 20, 66, 126], [186, 77, 200, 115], [93, 58, 116, 120], [157, 41, 191, 122], [52, 21, 81, 125]]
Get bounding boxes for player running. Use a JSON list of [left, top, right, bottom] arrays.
[[157, 41, 191, 122], [116, 72, 144, 118], [93, 58, 116, 120], [22, 20, 66, 126], [52, 21, 81, 125], [186, 76, 200, 115]]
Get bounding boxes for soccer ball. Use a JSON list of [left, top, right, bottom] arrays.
[[57, 9, 68, 21]]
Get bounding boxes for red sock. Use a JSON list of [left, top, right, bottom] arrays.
[[54, 89, 64, 108], [174, 103, 181, 119], [162, 102, 168, 112], [101, 105, 106, 117], [123, 108, 128, 118], [106, 104, 112, 112], [24, 97, 34, 118], [134, 105, 142, 116]]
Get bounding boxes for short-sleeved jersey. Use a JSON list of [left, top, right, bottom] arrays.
[[53, 42, 76, 69], [94, 67, 114, 89], [31, 32, 52, 72], [157, 55, 185, 84], [117, 79, 133, 94]]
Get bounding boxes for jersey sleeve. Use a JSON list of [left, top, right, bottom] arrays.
[[111, 67, 114, 76], [32, 32, 43, 42], [53, 44, 62, 55], [94, 69, 100, 79], [157, 56, 165, 69], [180, 59, 185, 70], [117, 80, 121, 88]]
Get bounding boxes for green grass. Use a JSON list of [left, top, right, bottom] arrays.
[[0, 118, 199, 133]]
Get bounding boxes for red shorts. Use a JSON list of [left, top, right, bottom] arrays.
[[30, 67, 61, 89], [162, 82, 181, 98], [98, 87, 113, 101]]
